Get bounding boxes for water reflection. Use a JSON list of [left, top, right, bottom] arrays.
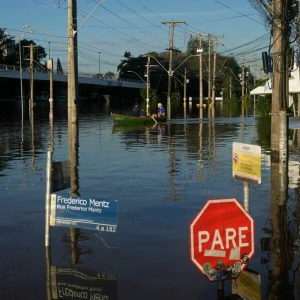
[[264, 160, 296, 299], [2, 101, 300, 298]]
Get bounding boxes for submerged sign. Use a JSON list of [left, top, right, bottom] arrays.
[[50, 194, 118, 232], [232, 142, 261, 184]]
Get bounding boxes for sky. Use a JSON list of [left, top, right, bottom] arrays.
[[2, 0, 270, 76]]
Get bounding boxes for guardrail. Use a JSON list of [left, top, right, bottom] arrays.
[[0, 64, 144, 84]]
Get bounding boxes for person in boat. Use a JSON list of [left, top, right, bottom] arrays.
[[157, 103, 165, 117], [139, 108, 147, 118], [152, 103, 166, 118], [132, 102, 148, 118], [132, 102, 141, 117]]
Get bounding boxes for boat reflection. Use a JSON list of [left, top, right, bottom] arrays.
[[111, 123, 154, 135]]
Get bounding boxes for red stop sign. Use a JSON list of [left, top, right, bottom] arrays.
[[190, 198, 254, 281]]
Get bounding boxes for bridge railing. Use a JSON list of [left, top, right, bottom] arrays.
[[0, 64, 144, 84]]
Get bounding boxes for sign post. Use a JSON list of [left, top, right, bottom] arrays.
[[50, 194, 118, 232], [232, 142, 262, 211], [232, 142, 261, 184], [190, 198, 254, 281]]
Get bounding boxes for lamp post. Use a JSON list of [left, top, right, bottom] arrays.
[[18, 36, 24, 120], [127, 70, 149, 115], [98, 52, 101, 76], [23, 24, 66, 115], [221, 67, 240, 99], [142, 54, 199, 119]]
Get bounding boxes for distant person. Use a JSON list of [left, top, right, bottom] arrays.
[[132, 102, 141, 117], [139, 108, 147, 117], [157, 103, 165, 117]]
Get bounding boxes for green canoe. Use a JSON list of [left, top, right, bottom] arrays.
[[111, 112, 167, 124]]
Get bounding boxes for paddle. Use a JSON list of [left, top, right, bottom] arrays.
[[149, 114, 158, 124]]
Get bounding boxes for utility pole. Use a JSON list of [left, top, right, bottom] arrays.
[[183, 67, 187, 106], [208, 34, 211, 100], [47, 58, 54, 111], [146, 55, 150, 115], [229, 76, 232, 99], [47, 42, 53, 112], [241, 66, 245, 97], [68, 0, 78, 125], [162, 20, 186, 120], [271, 0, 290, 162], [23, 43, 38, 116], [191, 33, 208, 111], [199, 36, 203, 110], [98, 52, 101, 75], [211, 35, 224, 106], [18, 38, 24, 120], [30, 43, 34, 113], [241, 54, 245, 98]]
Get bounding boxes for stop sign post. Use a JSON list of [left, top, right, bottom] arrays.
[[190, 198, 254, 282]]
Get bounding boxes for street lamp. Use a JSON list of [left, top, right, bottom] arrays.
[[6, 31, 25, 119], [18, 36, 24, 119], [23, 24, 65, 48], [98, 52, 101, 75], [127, 70, 150, 115], [23, 25, 57, 109], [142, 54, 199, 119]]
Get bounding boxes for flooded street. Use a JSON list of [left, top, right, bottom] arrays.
[[0, 101, 299, 299]]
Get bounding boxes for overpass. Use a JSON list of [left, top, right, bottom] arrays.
[[0, 64, 146, 102]]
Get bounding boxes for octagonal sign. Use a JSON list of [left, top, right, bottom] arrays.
[[190, 198, 254, 281]]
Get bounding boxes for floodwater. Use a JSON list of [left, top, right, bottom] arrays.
[[0, 101, 299, 300]]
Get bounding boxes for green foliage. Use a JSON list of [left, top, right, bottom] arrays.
[[104, 71, 115, 79], [256, 116, 271, 149], [0, 28, 7, 63], [255, 95, 271, 117], [241, 94, 251, 102], [229, 93, 239, 102], [139, 88, 160, 113], [117, 51, 134, 75], [186, 36, 208, 55]]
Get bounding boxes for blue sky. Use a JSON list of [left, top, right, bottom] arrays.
[[2, 0, 269, 75]]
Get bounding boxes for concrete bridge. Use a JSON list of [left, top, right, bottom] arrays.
[[0, 64, 146, 102]]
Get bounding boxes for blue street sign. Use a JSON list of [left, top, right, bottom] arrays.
[[50, 194, 118, 232]]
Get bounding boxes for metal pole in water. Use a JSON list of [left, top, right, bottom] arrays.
[[45, 150, 52, 247], [243, 181, 250, 212]]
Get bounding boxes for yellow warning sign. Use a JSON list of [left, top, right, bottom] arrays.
[[232, 142, 261, 184]]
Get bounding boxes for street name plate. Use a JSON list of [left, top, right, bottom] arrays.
[[50, 194, 118, 232]]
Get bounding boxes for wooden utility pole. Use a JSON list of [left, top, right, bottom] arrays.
[[241, 54, 246, 98], [30, 44, 34, 113], [229, 76, 232, 99], [199, 36, 203, 111], [211, 35, 223, 106], [68, 0, 79, 126], [146, 55, 150, 115], [191, 33, 207, 111], [208, 34, 211, 100], [162, 20, 186, 120], [271, 0, 290, 161], [23, 43, 39, 115], [68, 0, 80, 199]]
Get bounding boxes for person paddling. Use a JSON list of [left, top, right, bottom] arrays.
[[157, 103, 165, 117]]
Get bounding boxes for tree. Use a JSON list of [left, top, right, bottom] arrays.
[[57, 58, 64, 75], [104, 71, 115, 79], [117, 51, 134, 77], [18, 40, 47, 67], [0, 28, 7, 63], [186, 36, 209, 55], [0, 29, 47, 67]]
